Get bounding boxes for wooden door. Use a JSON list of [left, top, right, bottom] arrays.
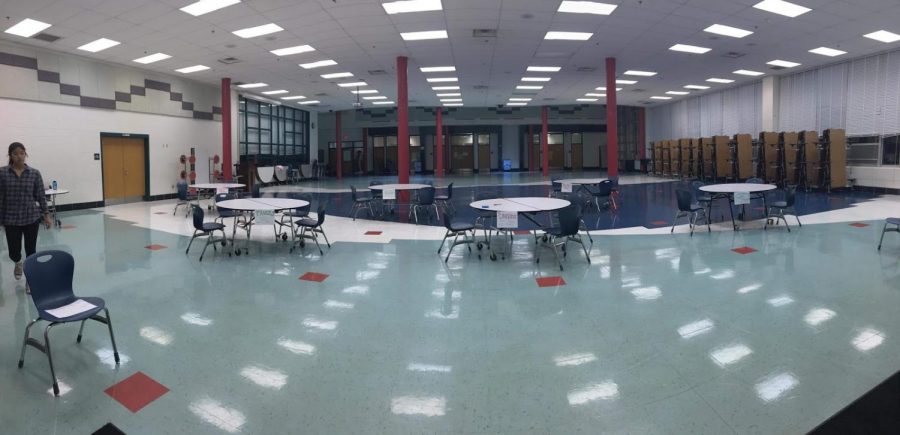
[[374, 148, 385, 173], [571, 143, 583, 170], [102, 136, 145, 203], [121, 138, 145, 199], [102, 140, 125, 200], [342, 148, 353, 176], [549, 144, 564, 168], [478, 144, 490, 172]]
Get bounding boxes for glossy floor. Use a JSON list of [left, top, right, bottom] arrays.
[[1, 173, 899, 434]]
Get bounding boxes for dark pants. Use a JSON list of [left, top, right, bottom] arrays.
[[5, 220, 40, 263]]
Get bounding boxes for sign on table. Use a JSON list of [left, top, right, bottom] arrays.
[[734, 191, 750, 205], [383, 188, 396, 200], [561, 183, 573, 193], [216, 186, 228, 194], [255, 209, 275, 224], [496, 210, 519, 228]]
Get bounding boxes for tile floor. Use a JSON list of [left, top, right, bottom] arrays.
[[1, 172, 899, 434]]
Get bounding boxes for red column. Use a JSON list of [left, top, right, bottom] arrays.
[[637, 107, 646, 172], [435, 107, 444, 177], [397, 56, 409, 183], [541, 107, 549, 177], [605, 57, 618, 177], [528, 125, 534, 172], [221, 78, 232, 180], [335, 111, 342, 179]]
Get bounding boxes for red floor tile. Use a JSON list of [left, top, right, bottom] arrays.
[[536, 276, 567, 287], [364, 231, 383, 235], [650, 220, 668, 226], [144, 244, 167, 251], [513, 230, 531, 235], [104, 372, 169, 413], [849, 223, 869, 228], [299, 272, 329, 282], [731, 246, 757, 255], [61, 224, 76, 229]]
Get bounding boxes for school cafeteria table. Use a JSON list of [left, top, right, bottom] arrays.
[[368, 183, 431, 216], [469, 197, 570, 260], [45, 189, 69, 227], [700, 183, 777, 230], [215, 198, 309, 255]]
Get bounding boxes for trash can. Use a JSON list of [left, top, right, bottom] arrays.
[[502, 159, 512, 171]]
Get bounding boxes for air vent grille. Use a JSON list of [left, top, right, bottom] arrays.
[[32, 33, 61, 42], [314, 92, 329, 97], [769, 65, 786, 70], [472, 29, 497, 38], [368, 69, 387, 75], [576, 66, 596, 73], [218, 57, 241, 64], [722, 51, 745, 59]]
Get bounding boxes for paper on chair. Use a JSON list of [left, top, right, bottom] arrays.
[[46, 299, 96, 318]]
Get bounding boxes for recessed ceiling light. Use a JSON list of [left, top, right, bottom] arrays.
[[704, 24, 753, 38], [373, 101, 396, 105], [262, 90, 288, 95], [527, 66, 561, 72], [364, 96, 387, 100], [517, 85, 543, 90], [77, 38, 120, 53], [443, 103, 463, 106], [616, 79, 637, 85], [270, 45, 315, 56], [4, 18, 51, 37], [753, 0, 811, 18], [585, 93, 605, 97], [666, 91, 689, 95], [400, 30, 448, 41], [382, 0, 443, 14], [180, 0, 241, 16], [863, 30, 900, 43], [432, 86, 460, 90], [669, 44, 711, 54], [734, 69, 765, 76], [321, 72, 353, 79], [176, 65, 209, 73], [133, 53, 171, 64], [420, 66, 456, 72], [506, 102, 528, 106], [440, 98, 462, 102], [300, 60, 338, 69], [232, 23, 283, 39], [352, 89, 379, 94], [426, 77, 458, 82], [809, 47, 847, 57], [596, 86, 622, 91], [338, 81, 367, 87], [297, 100, 320, 105], [558, 1, 617, 15], [544, 31, 593, 41], [684, 85, 710, 90], [650, 96, 672, 100], [522, 77, 551, 82], [281, 95, 306, 100], [436, 93, 461, 97], [706, 78, 734, 83], [767, 59, 801, 68], [576, 98, 599, 102], [238, 83, 267, 88], [623, 70, 656, 77], [509, 98, 532, 101]]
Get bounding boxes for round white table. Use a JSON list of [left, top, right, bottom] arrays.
[[216, 198, 310, 255], [700, 183, 777, 230], [191, 183, 246, 210], [552, 178, 606, 185], [45, 189, 69, 227], [368, 183, 433, 217], [469, 197, 570, 261]]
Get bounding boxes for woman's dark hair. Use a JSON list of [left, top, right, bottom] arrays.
[[8, 142, 26, 165]]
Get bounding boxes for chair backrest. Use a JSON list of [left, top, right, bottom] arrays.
[[447, 182, 454, 199], [191, 205, 206, 230], [350, 185, 359, 200], [746, 177, 764, 184], [177, 181, 189, 200], [595, 180, 613, 196], [251, 184, 261, 198], [215, 192, 236, 213], [23, 250, 77, 311], [608, 176, 619, 187], [557, 204, 581, 236], [442, 210, 455, 230], [784, 186, 796, 207], [295, 193, 312, 215], [314, 203, 327, 226], [418, 186, 436, 205], [551, 177, 561, 192], [676, 189, 694, 212]]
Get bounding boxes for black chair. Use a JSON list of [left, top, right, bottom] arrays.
[[186, 205, 227, 261], [275, 193, 311, 241], [173, 182, 198, 216], [435, 182, 454, 213], [559, 192, 594, 245], [878, 217, 900, 250], [549, 177, 562, 197], [292, 203, 330, 255], [671, 189, 709, 236], [409, 186, 440, 224], [537, 204, 591, 271], [214, 192, 248, 246], [764, 186, 801, 232], [20, 250, 120, 396], [608, 176, 620, 210], [745, 177, 768, 216], [369, 181, 385, 215], [350, 186, 374, 220], [438, 211, 476, 262], [592, 180, 615, 213]]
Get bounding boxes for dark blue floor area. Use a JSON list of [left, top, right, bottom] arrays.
[[266, 182, 881, 231]]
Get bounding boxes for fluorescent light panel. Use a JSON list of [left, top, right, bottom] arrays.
[[435, 93, 460, 97], [443, 103, 463, 106], [297, 100, 320, 105], [596, 87, 622, 91], [506, 103, 527, 106], [440, 98, 462, 102], [133, 53, 171, 64], [623, 70, 656, 77], [400, 30, 448, 41], [382, 0, 443, 14], [616, 79, 637, 85], [420, 66, 455, 72], [280, 96, 305, 100], [669, 44, 711, 54], [666, 91, 689, 95], [704, 24, 753, 38], [650, 96, 672, 100], [270, 45, 315, 56], [4, 18, 51, 37], [585, 93, 605, 97], [432, 86, 460, 90], [262, 90, 288, 95], [352, 89, 378, 94], [767, 59, 801, 68], [809, 47, 847, 57], [300, 60, 337, 69], [527, 66, 561, 72], [684, 85, 710, 90], [373, 101, 395, 105], [517, 85, 543, 90], [753, 0, 811, 18], [706, 78, 734, 83], [545, 31, 593, 41], [321, 72, 353, 79], [238, 83, 267, 88], [557, 1, 618, 15], [426, 77, 458, 82], [508, 98, 531, 101], [176, 65, 209, 73], [337, 81, 367, 87], [180, 0, 241, 16], [77, 38, 120, 53], [364, 96, 387, 100], [522, 77, 551, 82], [734, 69, 765, 76], [232, 23, 283, 38], [576, 98, 598, 102], [863, 30, 900, 43]]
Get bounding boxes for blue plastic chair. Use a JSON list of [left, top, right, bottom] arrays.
[[538, 204, 591, 270], [878, 217, 900, 250], [173, 181, 198, 216], [19, 250, 120, 396], [186, 205, 227, 261]]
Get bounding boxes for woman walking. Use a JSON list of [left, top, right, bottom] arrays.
[[0, 142, 51, 289]]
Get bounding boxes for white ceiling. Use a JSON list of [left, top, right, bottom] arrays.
[[2, 0, 900, 111]]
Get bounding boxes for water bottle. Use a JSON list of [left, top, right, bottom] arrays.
[[51, 180, 57, 190]]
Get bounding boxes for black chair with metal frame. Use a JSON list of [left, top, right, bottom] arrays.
[[292, 203, 330, 255], [764, 186, 801, 232], [435, 182, 455, 214], [671, 189, 710, 236], [275, 193, 311, 241], [745, 177, 768, 218], [186, 205, 228, 261], [537, 204, 591, 271], [473, 191, 498, 250], [878, 217, 900, 250], [591, 180, 615, 213], [437, 211, 477, 262], [409, 186, 440, 224], [350, 186, 374, 220], [173, 181, 198, 216]]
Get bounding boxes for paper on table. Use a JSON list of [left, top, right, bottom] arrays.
[[216, 186, 228, 194], [255, 209, 275, 224], [734, 191, 750, 205], [46, 299, 97, 318], [496, 210, 518, 229], [383, 188, 396, 200], [562, 183, 573, 193]]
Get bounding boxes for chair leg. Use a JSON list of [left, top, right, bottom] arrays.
[[878, 222, 888, 250], [199, 235, 212, 261], [438, 230, 450, 253], [552, 240, 564, 271], [311, 230, 324, 255], [446, 233, 459, 262], [689, 212, 696, 237], [185, 230, 199, 254], [18, 318, 39, 368], [103, 308, 120, 363], [578, 236, 591, 262], [77, 320, 87, 343], [318, 228, 331, 247], [44, 323, 60, 396], [671, 211, 682, 233]]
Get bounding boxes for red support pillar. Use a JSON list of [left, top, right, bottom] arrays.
[[435, 107, 444, 177], [397, 56, 409, 183], [605, 57, 618, 177], [221, 78, 232, 180], [528, 125, 534, 172], [541, 107, 549, 177], [637, 107, 646, 172], [335, 111, 342, 179]]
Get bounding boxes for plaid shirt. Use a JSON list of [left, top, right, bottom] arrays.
[[0, 165, 48, 226]]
